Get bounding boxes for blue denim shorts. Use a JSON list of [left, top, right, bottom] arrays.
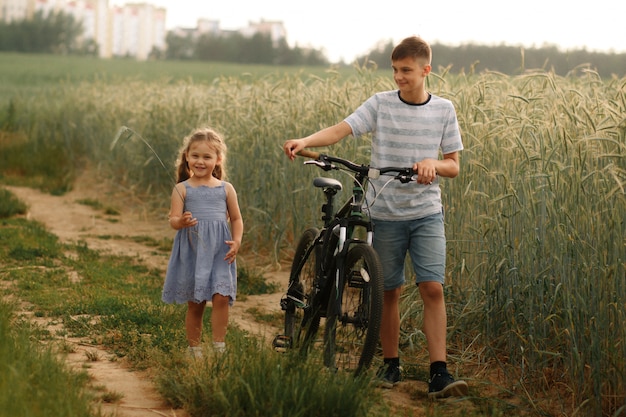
[[372, 212, 446, 291]]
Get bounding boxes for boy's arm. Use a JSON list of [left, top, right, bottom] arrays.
[[283, 121, 352, 160], [413, 151, 460, 184], [436, 152, 460, 178]]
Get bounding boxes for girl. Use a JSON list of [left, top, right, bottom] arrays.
[[162, 127, 243, 358]]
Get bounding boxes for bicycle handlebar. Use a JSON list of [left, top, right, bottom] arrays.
[[296, 150, 417, 183]]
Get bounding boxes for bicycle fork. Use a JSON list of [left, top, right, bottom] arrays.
[[328, 218, 373, 316]]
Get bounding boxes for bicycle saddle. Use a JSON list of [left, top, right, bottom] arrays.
[[313, 177, 342, 190]]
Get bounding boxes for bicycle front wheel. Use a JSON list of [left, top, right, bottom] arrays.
[[323, 243, 384, 375], [284, 228, 322, 355]]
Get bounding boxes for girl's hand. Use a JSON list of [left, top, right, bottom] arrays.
[[224, 240, 240, 264], [179, 211, 197, 228]]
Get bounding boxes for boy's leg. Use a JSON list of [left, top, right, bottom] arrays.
[[380, 287, 402, 358], [186, 300, 207, 346], [418, 282, 447, 363], [377, 287, 402, 387], [373, 219, 408, 359], [373, 219, 409, 387], [409, 212, 468, 397], [408, 212, 447, 362]]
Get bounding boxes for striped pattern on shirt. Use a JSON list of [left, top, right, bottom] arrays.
[[344, 90, 463, 221]]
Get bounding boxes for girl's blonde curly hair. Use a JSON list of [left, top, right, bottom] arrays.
[[175, 127, 227, 183]]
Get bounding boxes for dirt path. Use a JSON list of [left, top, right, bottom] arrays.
[[5, 184, 191, 417], [4, 182, 425, 416], [4, 183, 289, 417]]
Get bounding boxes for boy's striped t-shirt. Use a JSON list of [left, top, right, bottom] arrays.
[[344, 90, 463, 221]]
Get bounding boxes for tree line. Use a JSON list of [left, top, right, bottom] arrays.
[[1, 11, 624, 76], [360, 40, 625, 78], [0, 11, 97, 55], [164, 31, 328, 66], [0, 11, 327, 65]]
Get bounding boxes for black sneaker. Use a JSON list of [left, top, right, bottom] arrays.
[[376, 363, 401, 389], [428, 372, 468, 399]]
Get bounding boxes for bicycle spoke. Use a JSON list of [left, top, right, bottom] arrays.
[[324, 244, 383, 375]]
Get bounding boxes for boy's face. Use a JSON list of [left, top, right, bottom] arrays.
[[392, 57, 431, 98]]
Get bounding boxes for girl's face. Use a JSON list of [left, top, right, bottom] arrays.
[[186, 140, 221, 179]]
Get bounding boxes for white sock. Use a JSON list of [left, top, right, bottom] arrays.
[[213, 341, 226, 353], [188, 346, 203, 358]]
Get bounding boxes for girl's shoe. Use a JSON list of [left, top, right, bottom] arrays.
[[187, 346, 203, 359]]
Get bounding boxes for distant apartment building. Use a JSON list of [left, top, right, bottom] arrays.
[[110, 3, 165, 60], [241, 19, 286, 46], [197, 18, 219, 37], [0, 0, 165, 60], [0, 0, 31, 22], [0, 0, 286, 60], [172, 18, 286, 44]]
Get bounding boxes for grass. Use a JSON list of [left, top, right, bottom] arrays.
[[0, 188, 27, 217], [0, 52, 362, 106], [154, 334, 384, 417], [0, 300, 101, 417], [0, 189, 521, 417], [0, 54, 624, 416]]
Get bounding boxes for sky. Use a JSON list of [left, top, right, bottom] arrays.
[[118, 0, 626, 63]]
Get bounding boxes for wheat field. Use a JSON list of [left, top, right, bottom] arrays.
[[1, 54, 624, 415]]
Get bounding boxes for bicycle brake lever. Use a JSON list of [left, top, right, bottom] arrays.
[[304, 160, 334, 170], [397, 173, 418, 183]]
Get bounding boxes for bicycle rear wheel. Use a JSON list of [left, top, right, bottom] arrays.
[[283, 228, 322, 354], [323, 243, 384, 375]]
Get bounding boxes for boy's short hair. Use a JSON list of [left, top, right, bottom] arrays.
[[392, 36, 432, 65]]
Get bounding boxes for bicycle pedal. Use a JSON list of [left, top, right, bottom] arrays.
[[272, 335, 291, 352], [348, 271, 368, 288], [279, 296, 289, 311]]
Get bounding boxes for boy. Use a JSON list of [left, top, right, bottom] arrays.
[[283, 35, 467, 399]]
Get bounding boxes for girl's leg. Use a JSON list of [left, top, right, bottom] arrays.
[[211, 294, 230, 343], [186, 301, 207, 347]]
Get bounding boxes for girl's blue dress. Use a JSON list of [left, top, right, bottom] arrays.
[[162, 181, 237, 305]]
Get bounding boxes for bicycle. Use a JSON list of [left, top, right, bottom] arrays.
[[272, 150, 416, 376]]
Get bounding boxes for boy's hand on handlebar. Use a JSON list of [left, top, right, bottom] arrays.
[[413, 159, 438, 185], [283, 139, 305, 161]]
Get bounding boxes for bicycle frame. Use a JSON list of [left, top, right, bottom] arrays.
[[291, 152, 414, 316], [275, 150, 416, 372], [289, 174, 372, 319]]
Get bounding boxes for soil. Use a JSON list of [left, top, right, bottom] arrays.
[[3, 179, 446, 417]]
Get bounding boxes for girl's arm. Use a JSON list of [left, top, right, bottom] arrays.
[[168, 183, 196, 230], [224, 182, 243, 264]]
